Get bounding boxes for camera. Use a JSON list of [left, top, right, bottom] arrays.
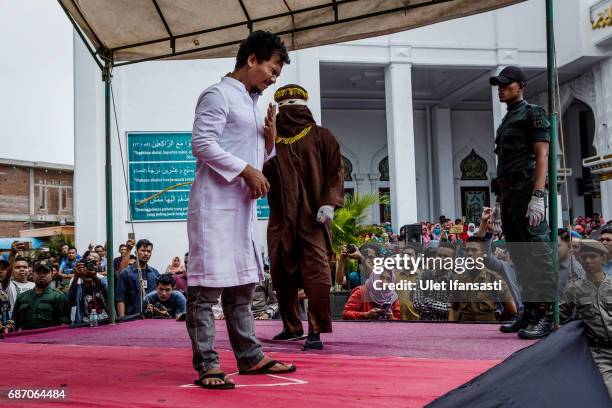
[[85, 259, 97, 271], [347, 244, 357, 254]]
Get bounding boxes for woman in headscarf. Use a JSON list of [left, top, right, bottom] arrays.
[[466, 223, 477, 237], [432, 224, 442, 240], [421, 224, 432, 244], [341, 269, 400, 320], [165, 256, 186, 274]]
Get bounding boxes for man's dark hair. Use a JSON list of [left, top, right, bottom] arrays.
[[184, 252, 189, 257], [438, 240, 456, 252], [68, 246, 77, 252], [602, 227, 612, 235], [136, 239, 153, 251], [119, 244, 127, 249], [129, 254, 137, 260], [94, 245, 104, 251], [466, 236, 482, 243], [558, 228, 571, 242], [14, 256, 32, 267], [235, 31, 290, 70], [156, 274, 175, 287]]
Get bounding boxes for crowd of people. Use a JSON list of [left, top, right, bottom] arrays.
[[0, 239, 279, 333], [337, 209, 612, 327], [0, 210, 610, 334]]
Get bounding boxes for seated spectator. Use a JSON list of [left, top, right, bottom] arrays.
[[0, 259, 10, 327], [335, 245, 364, 290], [94, 245, 107, 275], [171, 253, 188, 294], [342, 270, 400, 320], [58, 246, 80, 291], [558, 229, 585, 290], [600, 227, 612, 277], [165, 256, 186, 274], [59, 244, 70, 264], [67, 257, 109, 325], [251, 271, 279, 320], [113, 244, 128, 274], [143, 274, 186, 320], [7, 248, 35, 312], [394, 245, 420, 321], [116, 239, 160, 318], [413, 243, 452, 322], [560, 240, 612, 396], [449, 237, 516, 322], [3, 261, 70, 332]]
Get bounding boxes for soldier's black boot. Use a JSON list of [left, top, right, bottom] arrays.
[[518, 303, 553, 340], [500, 303, 532, 333]]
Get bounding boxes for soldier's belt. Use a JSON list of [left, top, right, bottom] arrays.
[[497, 170, 534, 189], [588, 336, 612, 349]]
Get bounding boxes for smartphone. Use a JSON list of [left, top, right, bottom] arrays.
[[128, 232, 135, 240], [22, 241, 31, 250]]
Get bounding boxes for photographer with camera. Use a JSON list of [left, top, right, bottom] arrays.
[[67, 253, 109, 326], [341, 269, 400, 320], [335, 244, 363, 290], [143, 274, 186, 320]]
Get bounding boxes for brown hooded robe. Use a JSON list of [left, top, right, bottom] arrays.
[[263, 105, 343, 334]]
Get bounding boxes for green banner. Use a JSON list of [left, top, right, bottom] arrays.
[[257, 197, 270, 220], [127, 132, 194, 221]]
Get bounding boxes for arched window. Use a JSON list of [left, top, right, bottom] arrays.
[[378, 156, 389, 181], [460, 149, 487, 180], [342, 156, 353, 182]]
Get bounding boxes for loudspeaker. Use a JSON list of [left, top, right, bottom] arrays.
[[400, 223, 421, 243]]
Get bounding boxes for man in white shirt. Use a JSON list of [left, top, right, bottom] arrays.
[[186, 31, 296, 390]]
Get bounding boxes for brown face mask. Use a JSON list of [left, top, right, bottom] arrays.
[[275, 105, 316, 141]]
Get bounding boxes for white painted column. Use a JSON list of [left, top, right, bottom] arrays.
[[601, 178, 612, 222], [490, 67, 507, 138], [431, 106, 456, 219], [368, 173, 380, 223], [384, 63, 417, 232], [73, 32, 106, 252], [490, 67, 507, 204]]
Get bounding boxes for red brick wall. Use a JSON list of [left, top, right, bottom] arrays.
[[0, 164, 73, 237], [0, 221, 26, 238], [0, 165, 29, 215]]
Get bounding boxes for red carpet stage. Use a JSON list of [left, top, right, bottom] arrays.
[[0, 321, 534, 407]]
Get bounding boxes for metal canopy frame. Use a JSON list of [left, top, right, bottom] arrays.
[[57, 0, 560, 327], [59, 0, 463, 68]]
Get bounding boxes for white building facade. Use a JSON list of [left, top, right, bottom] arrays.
[[64, 0, 612, 267]]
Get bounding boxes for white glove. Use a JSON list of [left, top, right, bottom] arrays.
[[490, 202, 503, 234], [316, 205, 334, 224], [526, 196, 545, 227]]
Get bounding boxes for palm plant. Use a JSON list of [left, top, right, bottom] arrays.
[[331, 192, 390, 254]]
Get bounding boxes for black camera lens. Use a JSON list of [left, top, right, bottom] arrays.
[[347, 244, 357, 254], [85, 259, 96, 271]]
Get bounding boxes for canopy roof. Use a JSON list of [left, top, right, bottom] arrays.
[[59, 0, 525, 68]]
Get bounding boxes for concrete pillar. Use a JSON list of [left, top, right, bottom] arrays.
[[490, 67, 507, 204], [601, 178, 612, 222], [73, 32, 106, 252], [490, 67, 508, 136], [384, 63, 417, 232], [431, 106, 456, 219]]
